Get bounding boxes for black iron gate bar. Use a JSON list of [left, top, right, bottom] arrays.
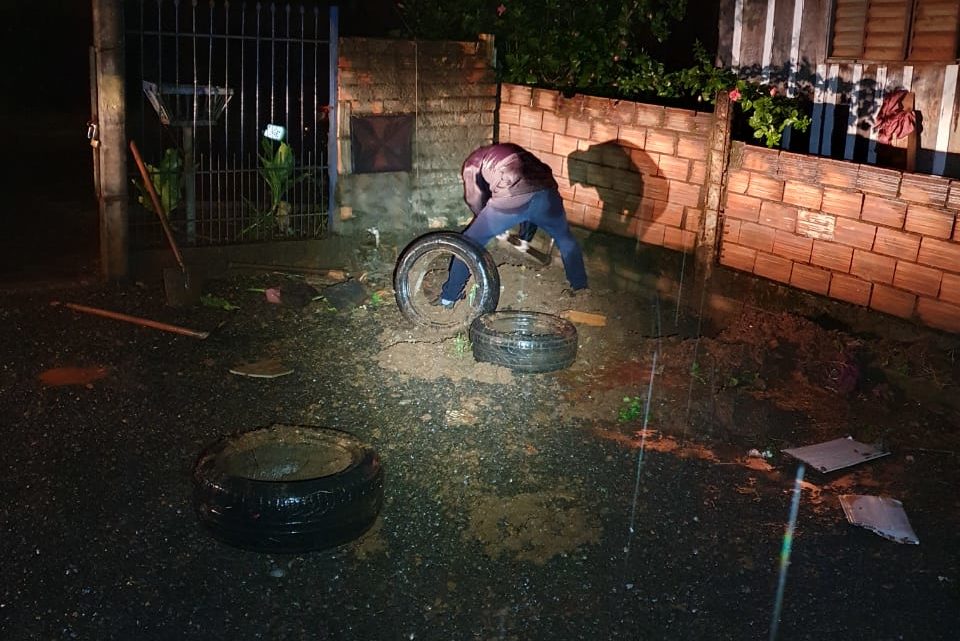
[[125, 0, 337, 247]]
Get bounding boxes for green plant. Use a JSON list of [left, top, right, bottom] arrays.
[[199, 294, 239, 311], [131, 147, 183, 216], [618, 395, 644, 423], [369, 291, 384, 309], [397, 0, 687, 91], [690, 360, 705, 383], [242, 137, 309, 236], [452, 332, 471, 359], [619, 42, 811, 147], [734, 84, 812, 148], [396, 3, 810, 149], [719, 367, 760, 389]]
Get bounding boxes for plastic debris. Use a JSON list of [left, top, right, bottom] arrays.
[[839, 495, 919, 545], [323, 280, 368, 311], [229, 358, 294, 379], [260, 282, 319, 308], [782, 436, 889, 473], [39, 366, 109, 387]]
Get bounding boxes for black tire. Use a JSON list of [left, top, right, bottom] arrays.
[[192, 424, 383, 553], [393, 231, 500, 331], [469, 311, 578, 373]]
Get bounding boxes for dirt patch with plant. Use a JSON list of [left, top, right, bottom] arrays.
[[367, 238, 960, 457]]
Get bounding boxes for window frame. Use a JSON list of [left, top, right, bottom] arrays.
[[827, 0, 960, 63]]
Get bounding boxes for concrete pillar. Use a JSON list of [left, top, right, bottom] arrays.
[[92, 0, 128, 280]]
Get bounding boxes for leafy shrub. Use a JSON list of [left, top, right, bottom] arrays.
[[395, 2, 810, 147]]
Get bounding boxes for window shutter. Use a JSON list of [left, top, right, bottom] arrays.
[[909, 0, 960, 61], [862, 0, 912, 60], [832, 0, 868, 57]]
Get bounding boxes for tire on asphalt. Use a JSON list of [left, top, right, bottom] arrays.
[[393, 231, 500, 331], [193, 424, 384, 553], [469, 311, 578, 373]]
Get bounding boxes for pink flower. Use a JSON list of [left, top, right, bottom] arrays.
[[769, 86, 778, 96], [496, 3, 507, 16], [729, 87, 741, 102]]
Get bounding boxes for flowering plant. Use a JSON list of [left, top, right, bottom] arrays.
[[729, 80, 811, 148]]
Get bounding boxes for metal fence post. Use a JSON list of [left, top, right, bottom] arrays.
[[327, 4, 339, 232]]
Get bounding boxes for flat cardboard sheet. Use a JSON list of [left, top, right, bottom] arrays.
[[839, 495, 920, 545], [782, 436, 889, 473]]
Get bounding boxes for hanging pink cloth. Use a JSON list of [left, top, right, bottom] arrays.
[[874, 89, 917, 144]]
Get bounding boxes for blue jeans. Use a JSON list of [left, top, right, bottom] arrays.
[[441, 189, 588, 301]]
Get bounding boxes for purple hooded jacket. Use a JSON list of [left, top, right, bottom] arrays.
[[461, 143, 558, 216]]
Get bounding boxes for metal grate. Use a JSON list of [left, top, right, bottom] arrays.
[[142, 81, 234, 127], [125, 0, 336, 247]]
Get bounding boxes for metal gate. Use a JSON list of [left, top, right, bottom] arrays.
[[124, 0, 336, 248]]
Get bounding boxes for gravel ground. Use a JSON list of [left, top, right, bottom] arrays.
[[2, 242, 959, 641]]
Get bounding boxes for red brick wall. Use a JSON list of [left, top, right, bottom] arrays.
[[498, 84, 713, 253], [720, 142, 960, 332]]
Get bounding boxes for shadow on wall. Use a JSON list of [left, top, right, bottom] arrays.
[[566, 141, 687, 294]]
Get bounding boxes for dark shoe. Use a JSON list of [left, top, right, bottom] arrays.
[[561, 287, 590, 299]]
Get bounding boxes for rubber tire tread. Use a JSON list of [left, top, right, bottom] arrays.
[[469, 311, 578, 373], [192, 425, 384, 553], [393, 231, 500, 330]]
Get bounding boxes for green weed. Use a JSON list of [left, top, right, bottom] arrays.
[[690, 360, 705, 383], [618, 396, 644, 423], [199, 294, 239, 311], [452, 333, 471, 359]]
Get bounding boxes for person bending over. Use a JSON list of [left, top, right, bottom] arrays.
[[438, 143, 588, 308]]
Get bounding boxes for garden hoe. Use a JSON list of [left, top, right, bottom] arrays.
[[129, 140, 202, 307]]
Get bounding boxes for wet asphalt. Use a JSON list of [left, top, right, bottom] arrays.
[[1, 277, 958, 641]]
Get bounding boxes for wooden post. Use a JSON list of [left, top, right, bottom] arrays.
[[92, 0, 128, 280], [696, 90, 734, 283], [903, 92, 918, 174]]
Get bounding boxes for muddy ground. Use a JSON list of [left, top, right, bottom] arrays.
[[1, 235, 959, 640]]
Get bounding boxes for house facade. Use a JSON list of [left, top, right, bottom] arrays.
[[717, 0, 960, 178]]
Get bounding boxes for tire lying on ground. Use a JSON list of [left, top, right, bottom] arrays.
[[193, 424, 383, 553], [469, 311, 578, 373], [393, 231, 500, 331]]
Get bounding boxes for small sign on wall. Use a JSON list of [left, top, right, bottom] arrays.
[[797, 210, 836, 240]]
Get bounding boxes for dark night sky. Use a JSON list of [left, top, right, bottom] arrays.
[[0, 1, 400, 120], [0, 1, 714, 120], [0, 1, 94, 118]]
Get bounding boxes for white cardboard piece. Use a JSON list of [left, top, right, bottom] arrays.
[[839, 494, 920, 545], [782, 436, 889, 473]]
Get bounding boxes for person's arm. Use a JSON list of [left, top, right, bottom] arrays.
[[462, 154, 488, 216]]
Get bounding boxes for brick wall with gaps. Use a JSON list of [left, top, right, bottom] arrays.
[[718, 142, 960, 332]]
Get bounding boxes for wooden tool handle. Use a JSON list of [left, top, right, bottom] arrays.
[[63, 302, 209, 339], [128, 140, 187, 271]]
